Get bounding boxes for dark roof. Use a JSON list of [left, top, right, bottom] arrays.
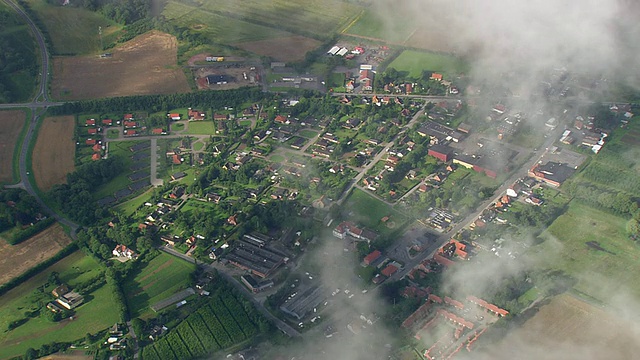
[[429, 144, 454, 156], [536, 161, 575, 184]]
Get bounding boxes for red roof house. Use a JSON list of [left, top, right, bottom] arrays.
[[188, 108, 205, 120], [363, 250, 382, 265], [172, 154, 181, 164], [88, 128, 98, 135], [169, 113, 181, 120], [102, 119, 113, 126], [123, 114, 134, 120], [214, 113, 228, 121], [381, 264, 399, 277], [92, 144, 102, 152], [85, 119, 96, 126], [430, 73, 443, 81], [91, 153, 101, 161], [275, 115, 287, 124], [85, 139, 97, 145], [152, 128, 164, 135], [124, 121, 137, 128]]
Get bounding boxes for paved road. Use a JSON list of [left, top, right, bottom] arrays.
[[160, 246, 302, 338], [388, 125, 565, 281]]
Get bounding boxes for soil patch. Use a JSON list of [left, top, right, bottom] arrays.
[[234, 35, 321, 62], [0, 110, 26, 183], [52, 30, 190, 100], [33, 116, 75, 191], [0, 223, 72, 286]]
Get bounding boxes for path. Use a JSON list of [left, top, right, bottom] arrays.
[[150, 138, 163, 186]]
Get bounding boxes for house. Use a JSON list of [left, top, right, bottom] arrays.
[[124, 121, 137, 128], [171, 172, 186, 181], [152, 128, 164, 135], [92, 144, 102, 152], [428, 144, 454, 162], [113, 244, 137, 259], [467, 296, 509, 317], [56, 291, 84, 310], [525, 196, 543, 206], [169, 186, 185, 199], [275, 115, 288, 124], [206, 193, 222, 203], [86, 139, 97, 145], [344, 118, 361, 129], [381, 264, 399, 277], [92, 153, 101, 161], [213, 113, 228, 121], [123, 114, 134, 121], [168, 113, 181, 121], [430, 73, 443, 81], [227, 214, 238, 226], [88, 128, 98, 135], [52, 284, 70, 298], [188, 108, 206, 120], [172, 154, 182, 165], [363, 250, 382, 266], [85, 118, 96, 126], [102, 119, 113, 126]]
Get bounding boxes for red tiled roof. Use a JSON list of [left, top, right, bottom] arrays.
[[172, 154, 181, 164], [92, 144, 102, 152], [102, 119, 112, 125], [85, 139, 97, 145], [91, 153, 100, 161], [381, 264, 398, 277], [467, 296, 509, 316], [86, 119, 96, 125], [152, 128, 163, 134], [124, 114, 133, 120], [430, 73, 443, 81], [88, 128, 97, 134], [363, 250, 382, 265]]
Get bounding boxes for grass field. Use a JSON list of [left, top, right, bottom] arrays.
[[533, 201, 640, 302], [387, 50, 469, 78], [0, 251, 119, 358], [33, 116, 75, 191], [51, 31, 190, 100], [22, 0, 122, 55], [186, 121, 216, 135], [91, 140, 139, 201], [113, 189, 154, 216], [124, 252, 195, 318], [344, 7, 412, 43], [234, 35, 321, 62], [342, 188, 407, 234], [0, 110, 26, 184], [0, 223, 72, 286], [481, 294, 640, 360]]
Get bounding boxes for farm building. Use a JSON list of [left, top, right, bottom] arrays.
[[241, 275, 274, 293], [528, 161, 575, 187], [206, 74, 233, 85], [327, 45, 340, 55], [225, 237, 287, 278], [56, 291, 84, 310], [428, 144, 454, 162]]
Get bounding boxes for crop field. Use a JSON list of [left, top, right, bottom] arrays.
[[141, 292, 258, 359], [0, 110, 26, 183], [33, 116, 75, 191], [22, 0, 122, 55], [482, 294, 640, 360], [533, 201, 640, 302], [387, 50, 469, 78], [234, 36, 321, 62], [124, 252, 195, 318], [51, 31, 190, 100], [0, 251, 119, 358], [0, 223, 71, 286], [343, 7, 412, 43]]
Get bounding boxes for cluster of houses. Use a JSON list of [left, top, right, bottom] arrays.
[[112, 244, 138, 261]]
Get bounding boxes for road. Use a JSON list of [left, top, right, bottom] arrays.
[[149, 138, 163, 186], [160, 246, 302, 337], [388, 125, 565, 281], [1, 0, 80, 237]]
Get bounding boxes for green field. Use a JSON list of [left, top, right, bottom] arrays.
[[534, 201, 640, 302], [124, 252, 195, 318], [23, 0, 122, 54], [344, 7, 414, 43], [342, 188, 407, 234], [169, 0, 362, 39], [0, 251, 119, 358], [0, 3, 38, 102], [387, 50, 469, 78], [185, 121, 216, 135], [92, 140, 145, 201]]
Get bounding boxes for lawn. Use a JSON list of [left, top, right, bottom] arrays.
[[91, 140, 141, 200], [123, 252, 195, 318], [387, 50, 469, 78], [193, 141, 205, 151], [113, 188, 155, 216], [298, 129, 318, 138], [23, 0, 122, 55], [342, 188, 407, 234], [185, 121, 216, 135], [533, 201, 640, 302], [106, 129, 119, 139], [0, 251, 119, 358]]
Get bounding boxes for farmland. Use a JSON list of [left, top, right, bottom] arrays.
[[141, 291, 259, 359], [51, 31, 190, 100], [22, 0, 122, 55], [234, 36, 322, 62], [480, 294, 640, 360], [344, 7, 413, 43], [0, 251, 119, 359], [387, 50, 469, 78], [123, 252, 195, 318], [32, 116, 75, 191], [0, 110, 26, 183], [534, 201, 640, 302], [0, 223, 72, 286]]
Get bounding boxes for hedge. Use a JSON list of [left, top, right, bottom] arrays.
[[7, 217, 56, 245]]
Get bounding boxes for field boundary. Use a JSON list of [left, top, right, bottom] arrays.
[[10, 108, 31, 184]]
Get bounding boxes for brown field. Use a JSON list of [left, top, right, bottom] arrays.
[[234, 35, 321, 62], [0, 110, 26, 184], [477, 294, 640, 360], [0, 223, 71, 286], [33, 116, 75, 191], [51, 31, 191, 100]]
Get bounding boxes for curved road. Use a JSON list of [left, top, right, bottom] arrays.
[[2, 0, 79, 236]]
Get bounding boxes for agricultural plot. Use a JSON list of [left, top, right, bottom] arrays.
[[22, 0, 122, 55], [0, 251, 118, 359], [0, 110, 26, 183], [344, 7, 414, 43], [144, 293, 258, 359], [0, 223, 72, 286], [234, 36, 321, 62], [481, 294, 640, 360], [51, 31, 190, 100], [534, 201, 640, 302], [32, 116, 75, 191], [387, 50, 469, 78], [123, 253, 195, 318]]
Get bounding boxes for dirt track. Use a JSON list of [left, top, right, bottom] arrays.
[[51, 31, 191, 100], [33, 116, 75, 191], [0, 110, 25, 183], [0, 223, 72, 286]]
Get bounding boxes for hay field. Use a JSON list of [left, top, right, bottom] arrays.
[[51, 31, 190, 100], [234, 36, 321, 62], [0, 110, 26, 183], [0, 223, 71, 286], [32, 116, 75, 191]]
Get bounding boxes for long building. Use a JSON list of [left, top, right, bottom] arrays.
[[225, 239, 287, 278]]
